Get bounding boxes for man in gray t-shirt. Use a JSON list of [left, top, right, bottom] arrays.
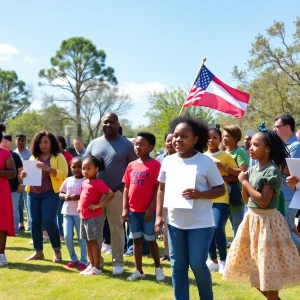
[[86, 112, 136, 275]]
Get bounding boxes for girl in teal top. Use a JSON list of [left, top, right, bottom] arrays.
[[223, 123, 300, 300]]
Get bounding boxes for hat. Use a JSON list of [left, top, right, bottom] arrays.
[[2, 133, 12, 142]]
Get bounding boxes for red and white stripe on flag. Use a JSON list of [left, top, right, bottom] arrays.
[[184, 72, 250, 119]]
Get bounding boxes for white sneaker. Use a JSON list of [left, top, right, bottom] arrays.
[[101, 243, 110, 253], [84, 267, 102, 276], [0, 253, 8, 266], [80, 264, 93, 275], [112, 266, 123, 275], [218, 260, 226, 274], [105, 245, 112, 255], [126, 270, 145, 281], [155, 267, 165, 281], [207, 260, 219, 272], [28, 240, 33, 245]]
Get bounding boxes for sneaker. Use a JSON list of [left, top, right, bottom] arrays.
[[101, 243, 110, 253], [84, 267, 102, 276], [19, 226, 25, 231], [28, 240, 33, 245], [43, 237, 50, 243], [124, 251, 133, 257], [112, 266, 123, 275], [207, 260, 219, 272], [0, 254, 8, 266], [65, 260, 79, 269], [25, 226, 31, 231], [77, 263, 88, 271], [155, 267, 165, 281], [80, 264, 93, 275], [126, 270, 145, 281], [218, 260, 226, 275], [226, 241, 232, 247], [105, 246, 112, 255]]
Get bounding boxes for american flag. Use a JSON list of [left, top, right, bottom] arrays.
[[184, 65, 250, 119]]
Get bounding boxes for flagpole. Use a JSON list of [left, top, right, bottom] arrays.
[[178, 57, 207, 117]]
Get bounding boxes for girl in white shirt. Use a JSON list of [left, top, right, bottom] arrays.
[[155, 115, 225, 300]]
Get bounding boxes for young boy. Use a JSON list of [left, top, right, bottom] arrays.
[[122, 131, 165, 281]]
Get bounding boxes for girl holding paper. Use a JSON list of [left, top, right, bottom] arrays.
[[223, 123, 300, 300], [0, 123, 16, 266], [155, 115, 225, 300], [20, 131, 68, 262]]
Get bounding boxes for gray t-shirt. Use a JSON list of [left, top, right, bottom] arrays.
[[86, 135, 137, 191], [14, 148, 31, 160]]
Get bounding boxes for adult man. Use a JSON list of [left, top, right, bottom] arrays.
[[86, 112, 136, 275], [274, 114, 300, 253], [14, 134, 31, 231], [73, 137, 86, 157], [0, 134, 23, 235]]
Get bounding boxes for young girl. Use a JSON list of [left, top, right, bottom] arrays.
[[155, 115, 225, 300], [205, 125, 239, 274], [59, 157, 88, 271], [223, 123, 300, 300], [78, 155, 114, 276]]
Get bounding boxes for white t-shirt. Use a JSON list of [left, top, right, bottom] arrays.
[[60, 177, 85, 215], [158, 152, 224, 229]]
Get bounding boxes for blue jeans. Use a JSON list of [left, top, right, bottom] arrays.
[[19, 186, 31, 228], [209, 203, 230, 261], [28, 191, 61, 251], [63, 215, 88, 265], [168, 224, 214, 300], [284, 200, 300, 254], [229, 205, 244, 237], [128, 211, 156, 241], [57, 199, 64, 235], [11, 191, 20, 233], [125, 222, 150, 255]]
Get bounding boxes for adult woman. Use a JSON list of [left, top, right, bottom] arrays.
[[223, 125, 249, 236], [21, 131, 68, 261], [0, 124, 16, 266]]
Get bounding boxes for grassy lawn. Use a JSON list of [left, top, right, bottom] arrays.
[[1, 227, 300, 300]]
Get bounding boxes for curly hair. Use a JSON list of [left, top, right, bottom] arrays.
[[168, 115, 209, 153], [30, 131, 60, 157], [56, 135, 67, 151]]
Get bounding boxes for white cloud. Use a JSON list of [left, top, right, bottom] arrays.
[[52, 77, 69, 86], [0, 43, 19, 61], [24, 55, 34, 64], [120, 81, 166, 102]]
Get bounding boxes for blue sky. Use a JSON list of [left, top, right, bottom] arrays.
[[1, 0, 299, 126]]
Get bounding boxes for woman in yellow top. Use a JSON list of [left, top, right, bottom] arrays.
[[21, 131, 68, 262], [205, 125, 239, 274]]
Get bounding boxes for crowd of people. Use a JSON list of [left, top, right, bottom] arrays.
[[1, 112, 300, 299]]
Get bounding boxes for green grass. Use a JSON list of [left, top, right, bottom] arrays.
[[1, 227, 300, 300]]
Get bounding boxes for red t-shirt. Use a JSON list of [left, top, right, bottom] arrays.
[[63, 151, 73, 167], [79, 178, 110, 219], [122, 159, 161, 212]]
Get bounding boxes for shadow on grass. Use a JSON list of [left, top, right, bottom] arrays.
[[6, 246, 32, 252], [6, 262, 72, 273]]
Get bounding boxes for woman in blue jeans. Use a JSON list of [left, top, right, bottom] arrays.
[[21, 131, 68, 262], [205, 125, 239, 274], [155, 116, 225, 300]]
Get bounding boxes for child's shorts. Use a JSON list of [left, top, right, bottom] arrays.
[[128, 211, 156, 241], [80, 216, 102, 241]]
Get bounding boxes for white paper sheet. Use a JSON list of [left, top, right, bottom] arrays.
[[164, 164, 197, 209], [23, 161, 42, 186], [286, 158, 300, 209]]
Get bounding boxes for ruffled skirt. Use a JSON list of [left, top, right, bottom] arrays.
[[223, 208, 300, 291]]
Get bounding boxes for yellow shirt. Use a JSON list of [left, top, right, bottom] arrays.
[[25, 153, 68, 193], [205, 150, 237, 204]]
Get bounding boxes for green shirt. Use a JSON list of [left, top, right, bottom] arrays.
[[247, 163, 281, 209]]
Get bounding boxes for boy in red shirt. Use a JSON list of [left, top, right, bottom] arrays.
[[122, 131, 165, 281]]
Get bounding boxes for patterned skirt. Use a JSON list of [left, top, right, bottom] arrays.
[[223, 208, 300, 291]]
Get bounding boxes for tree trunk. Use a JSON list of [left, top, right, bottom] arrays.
[[76, 96, 82, 138]]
